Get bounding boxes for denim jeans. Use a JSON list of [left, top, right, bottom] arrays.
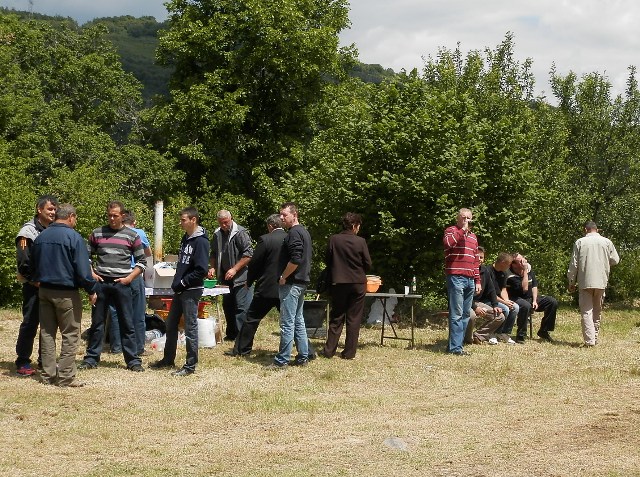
[[109, 275, 146, 354], [446, 274, 475, 353], [84, 280, 141, 367], [494, 301, 519, 335], [274, 283, 309, 365], [163, 288, 202, 371]]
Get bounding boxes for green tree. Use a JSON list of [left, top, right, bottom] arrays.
[[151, 0, 355, 225]]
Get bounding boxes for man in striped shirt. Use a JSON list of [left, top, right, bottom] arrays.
[[443, 208, 481, 355], [79, 201, 147, 372]]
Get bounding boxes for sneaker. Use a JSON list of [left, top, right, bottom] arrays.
[[537, 330, 553, 342], [506, 338, 516, 345], [488, 337, 499, 345], [17, 364, 36, 376], [291, 359, 309, 367], [77, 361, 97, 370], [149, 359, 174, 369], [265, 362, 288, 370], [171, 367, 194, 377], [127, 364, 145, 372], [450, 350, 472, 356]]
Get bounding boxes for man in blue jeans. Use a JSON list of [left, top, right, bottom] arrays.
[[79, 201, 147, 372], [151, 207, 210, 376], [443, 208, 481, 356], [270, 202, 313, 369], [108, 210, 152, 355]]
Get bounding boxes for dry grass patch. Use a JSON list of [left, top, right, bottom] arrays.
[[1, 306, 639, 476]]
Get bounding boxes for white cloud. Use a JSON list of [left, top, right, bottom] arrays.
[[342, 0, 640, 97]]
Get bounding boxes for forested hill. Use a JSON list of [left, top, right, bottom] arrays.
[[1, 9, 396, 102]]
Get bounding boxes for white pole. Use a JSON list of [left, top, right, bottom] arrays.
[[154, 200, 164, 262]]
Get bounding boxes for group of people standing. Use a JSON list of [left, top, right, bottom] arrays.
[[209, 205, 372, 367], [443, 208, 620, 356], [14, 197, 373, 385]]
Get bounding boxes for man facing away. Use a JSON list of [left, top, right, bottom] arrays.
[[80, 200, 147, 372], [567, 220, 619, 347], [226, 214, 286, 357], [151, 207, 210, 376], [31, 204, 98, 387], [208, 210, 253, 341], [269, 202, 313, 368], [15, 194, 58, 376], [443, 208, 481, 356]]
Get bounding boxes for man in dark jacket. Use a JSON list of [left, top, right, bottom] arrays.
[[226, 214, 286, 356], [31, 204, 98, 387], [269, 202, 313, 369], [14, 194, 58, 376], [208, 210, 253, 341], [151, 207, 210, 376], [465, 246, 504, 345]]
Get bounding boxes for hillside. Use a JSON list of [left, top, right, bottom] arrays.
[[1, 9, 396, 102]]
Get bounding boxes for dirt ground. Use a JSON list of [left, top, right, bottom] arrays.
[[0, 306, 639, 477]]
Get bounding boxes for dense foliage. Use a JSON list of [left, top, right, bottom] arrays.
[[1, 7, 640, 308]]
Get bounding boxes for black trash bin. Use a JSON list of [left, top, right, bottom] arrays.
[[303, 300, 327, 338]]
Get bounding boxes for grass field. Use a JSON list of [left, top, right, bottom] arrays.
[[1, 304, 639, 477]]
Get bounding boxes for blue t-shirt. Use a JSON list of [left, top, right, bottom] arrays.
[[130, 226, 151, 267]]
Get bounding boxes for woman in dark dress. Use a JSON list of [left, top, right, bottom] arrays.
[[322, 213, 372, 359]]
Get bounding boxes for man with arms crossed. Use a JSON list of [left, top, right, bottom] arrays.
[[32, 204, 98, 387], [567, 221, 619, 346], [269, 202, 313, 368], [443, 208, 481, 356]]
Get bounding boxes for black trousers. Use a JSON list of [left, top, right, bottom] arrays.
[[323, 283, 366, 359], [233, 295, 279, 355], [515, 295, 558, 338], [15, 283, 41, 367]]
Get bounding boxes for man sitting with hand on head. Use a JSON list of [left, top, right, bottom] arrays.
[[506, 253, 558, 343]]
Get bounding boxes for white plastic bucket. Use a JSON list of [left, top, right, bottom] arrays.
[[197, 318, 217, 348]]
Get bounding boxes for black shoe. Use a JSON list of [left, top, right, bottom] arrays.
[[149, 359, 174, 369], [224, 350, 239, 357], [537, 330, 553, 342], [128, 364, 145, 372], [171, 367, 194, 377], [308, 352, 317, 361], [291, 359, 309, 367], [77, 361, 97, 370], [515, 336, 526, 344]]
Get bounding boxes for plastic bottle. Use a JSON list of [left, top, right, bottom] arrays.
[[145, 329, 163, 343]]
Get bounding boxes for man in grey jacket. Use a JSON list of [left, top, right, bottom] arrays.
[[567, 221, 619, 347], [208, 210, 253, 341]]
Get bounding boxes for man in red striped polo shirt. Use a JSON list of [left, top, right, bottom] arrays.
[[443, 208, 481, 355]]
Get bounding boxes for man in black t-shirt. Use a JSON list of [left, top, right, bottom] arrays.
[[506, 253, 558, 343]]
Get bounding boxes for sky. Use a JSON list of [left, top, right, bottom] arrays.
[[2, 0, 639, 99]]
